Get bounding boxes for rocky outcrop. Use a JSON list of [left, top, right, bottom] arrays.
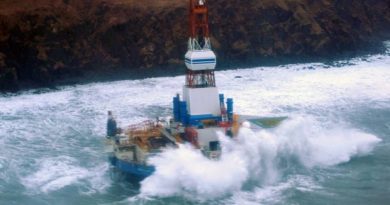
[[0, 0, 389, 91], [0, 52, 18, 91]]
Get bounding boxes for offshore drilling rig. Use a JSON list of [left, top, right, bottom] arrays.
[[105, 0, 286, 179]]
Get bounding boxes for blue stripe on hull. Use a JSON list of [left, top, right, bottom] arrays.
[[185, 58, 216, 64], [185, 58, 215, 61], [190, 62, 216, 64]]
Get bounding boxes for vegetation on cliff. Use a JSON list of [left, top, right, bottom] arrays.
[[0, 0, 389, 91]]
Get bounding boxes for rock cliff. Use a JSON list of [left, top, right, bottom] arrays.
[[0, 0, 389, 91]]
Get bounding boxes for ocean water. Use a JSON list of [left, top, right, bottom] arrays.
[[1, 43, 390, 204]]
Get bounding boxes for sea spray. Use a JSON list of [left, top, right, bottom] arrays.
[[140, 143, 248, 199], [140, 116, 381, 200], [274, 116, 382, 168]]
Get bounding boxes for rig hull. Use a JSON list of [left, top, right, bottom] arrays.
[[109, 155, 154, 179], [105, 116, 286, 180]]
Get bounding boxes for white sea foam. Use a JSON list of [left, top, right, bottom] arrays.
[[1, 42, 389, 204], [139, 116, 381, 200], [275, 116, 382, 167], [220, 54, 390, 115], [140, 143, 247, 199], [226, 175, 322, 205], [21, 156, 109, 194]]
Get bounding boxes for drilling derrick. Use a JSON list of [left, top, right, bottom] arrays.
[[185, 0, 216, 88], [180, 0, 222, 125]]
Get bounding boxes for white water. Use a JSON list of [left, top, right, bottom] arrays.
[[137, 50, 389, 201], [140, 116, 381, 200], [131, 48, 390, 201], [1, 43, 389, 204], [21, 156, 109, 194]]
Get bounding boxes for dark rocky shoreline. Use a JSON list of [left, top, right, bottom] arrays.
[[3, 45, 386, 95], [1, 0, 389, 92]]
